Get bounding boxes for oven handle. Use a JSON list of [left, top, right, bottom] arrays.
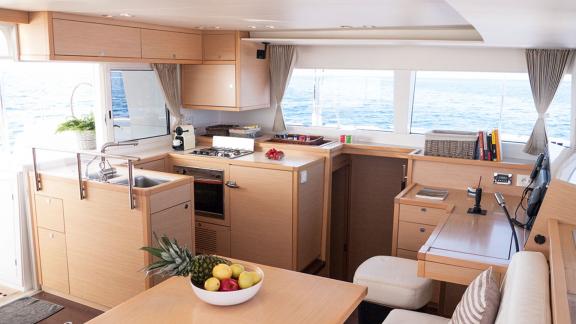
[[194, 178, 224, 185]]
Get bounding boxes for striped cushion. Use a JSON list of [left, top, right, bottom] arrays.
[[449, 268, 500, 324]]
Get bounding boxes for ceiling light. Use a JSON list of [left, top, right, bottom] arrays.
[[214, 26, 221, 29], [101, 14, 113, 18], [265, 25, 275, 29], [339, 25, 353, 29], [248, 25, 257, 29], [119, 13, 133, 17]]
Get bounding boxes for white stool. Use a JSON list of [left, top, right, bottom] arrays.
[[353, 256, 434, 310]]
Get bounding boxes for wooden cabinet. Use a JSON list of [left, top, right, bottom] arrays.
[[37, 228, 69, 294], [227, 162, 324, 271], [181, 31, 270, 111], [229, 165, 294, 269], [195, 221, 231, 256], [35, 195, 64, 232], [393, 200, 446, 257], [52, 19, 141, 58], [141, 29, 202, 61], [18, 12, 203, 63], [134, 158, 166, 172], [203, 32, 236, 61]]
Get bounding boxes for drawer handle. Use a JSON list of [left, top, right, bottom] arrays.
[[420, 208, 427, 212], [419, 227, 426, 233]]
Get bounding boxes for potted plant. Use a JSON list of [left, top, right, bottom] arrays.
[[56, 114, 96, 150]]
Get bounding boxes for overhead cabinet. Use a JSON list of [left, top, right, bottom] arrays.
[[18, 12, 202, 63], [181, 31, 271, 111]]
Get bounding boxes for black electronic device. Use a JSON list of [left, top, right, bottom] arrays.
[[529, 153, 546, 181], [468, 176, 487, 215]]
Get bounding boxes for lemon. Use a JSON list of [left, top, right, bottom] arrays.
[[212, 264, 232, 280], [249, 271, 261, 284], [238, 271, 254, 289], [230, 264, 245, 279], [204, 277, 220, 291]]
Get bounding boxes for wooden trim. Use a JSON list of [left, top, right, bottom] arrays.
[[181, 104, 269, 111], [42, 287, 110, 312], [548, 219, 572, 324], [202, 60, 237, 65], [292, 170, 299, 270], [27, 173, 43, 286], [49, 54, 202, 64], [408, 151, 533, 170], [0, 8, 29, 24]]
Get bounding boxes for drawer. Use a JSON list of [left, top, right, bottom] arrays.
[[35, 195, 65, 232], [37, 228, 69, 293], [396, 248, 418, 260], [397, 221, 435, 252], [399, 204, 445, 226]]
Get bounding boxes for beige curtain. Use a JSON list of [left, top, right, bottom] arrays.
[[269, 45, 296, 133], [152, 63, 182, 129], [524, 49, 575, 155]]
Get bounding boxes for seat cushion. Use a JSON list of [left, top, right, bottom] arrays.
[[449, 267, 501, 324], [353, 256, 434, 309], [383, 309, 449, 324]]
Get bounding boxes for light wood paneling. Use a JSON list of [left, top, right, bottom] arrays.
[[399, 204, 445, 226], [396, 248, 418, 260], [149, 183, 192, 214], [297, 161, 325, 269], [35, 195, 65, 232], [134, 158, 166, 172], [347, 155, 405, 280], [238, 40, 270, 108], [195, 221, 231, 257], [229, 165, 293, 269], [52, 19, 141, 58], [0, 8, 29, 24], [330, 165, 350, 280], [202, 32, 236, 61], [17, 11, 52, 60], [86, 263, 366, 324], [397, 222, 435, 252], [38, 228, 69, 294], [181, 64, 236, 107], [141, 29, 202, 60]]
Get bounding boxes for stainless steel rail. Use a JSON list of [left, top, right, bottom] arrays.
[[32, 147, 141, 209]]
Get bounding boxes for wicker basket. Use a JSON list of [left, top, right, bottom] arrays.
[[424, 130, 478, 159]]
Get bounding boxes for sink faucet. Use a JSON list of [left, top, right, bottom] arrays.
[[85, 141, 139, 182]]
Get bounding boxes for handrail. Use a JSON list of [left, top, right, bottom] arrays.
[[32, 147, 141, 209]]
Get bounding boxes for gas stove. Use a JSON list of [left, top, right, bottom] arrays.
[[190, 147, 253, 159]]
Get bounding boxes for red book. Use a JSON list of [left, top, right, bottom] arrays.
[[478, 131, 485, 160]]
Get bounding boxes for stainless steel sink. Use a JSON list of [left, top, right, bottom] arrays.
[[112, 176, 169, 188]]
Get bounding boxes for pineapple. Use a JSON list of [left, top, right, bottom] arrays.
[[142, 234, 231, 287]]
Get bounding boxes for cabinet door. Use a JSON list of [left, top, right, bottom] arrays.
[[52, 19, 141, 58], [150, 201, 194, 286], [35, 195, 65, 232], [134, 159, 166, 172], [203, 33, 236, 61], [229, 165, 293, 269], [181, 64, 236, 107], [141, 29, 202, 60], [37, 228, 69, 293]]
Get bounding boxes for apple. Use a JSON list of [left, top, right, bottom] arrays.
[[212, 264, 232, 280], [219, 278, 239, 291], [204, 277, 220, 291], [230, 264, 245, 279], [238, 271, 254, 289]]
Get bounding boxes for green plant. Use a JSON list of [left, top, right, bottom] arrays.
[[56, 114, 95, 133], [142, 234, 231, 287]]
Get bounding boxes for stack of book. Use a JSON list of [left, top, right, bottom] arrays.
[[475, 129, 502, 161]]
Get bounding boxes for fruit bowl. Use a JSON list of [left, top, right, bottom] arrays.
[[190, 266, 264, 306]]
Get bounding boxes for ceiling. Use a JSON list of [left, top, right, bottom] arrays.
[[0, 0, 575, 48]]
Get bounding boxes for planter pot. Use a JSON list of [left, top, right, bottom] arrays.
[[76, 130, 96, 150]]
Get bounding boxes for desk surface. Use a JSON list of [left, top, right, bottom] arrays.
[[398, 185, 524, 285], [87, 262, 366, 324]]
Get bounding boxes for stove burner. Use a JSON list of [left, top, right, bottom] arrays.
[[190, 147, 253, 159]]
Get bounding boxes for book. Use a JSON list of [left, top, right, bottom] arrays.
[[478, 131, 485, 160], [486, 132, 493, 161], [415, 188, 449, 201]]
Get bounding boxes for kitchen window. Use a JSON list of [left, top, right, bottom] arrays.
[[282, 69, 394, 131], [410, 71, 572, 145], [109, 69, 170, 142]]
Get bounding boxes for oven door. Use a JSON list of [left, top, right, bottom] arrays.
[[194, 178, 224, 221]]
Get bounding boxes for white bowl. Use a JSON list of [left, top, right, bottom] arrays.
[[190, 267, 264, 306]]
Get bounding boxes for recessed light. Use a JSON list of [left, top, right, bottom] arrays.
[[363, 25, 376, 29], [101, 14, 113, 18], [339, 25, 353, 29], [214, 26, 221, 29], [248, 25, 257, 29], [119, 13, 133, 17], [265, 25, 275, 29]]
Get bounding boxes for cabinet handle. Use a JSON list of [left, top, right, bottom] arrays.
[[419, 227, 426, 233], [420, 208, 427, 212], [184, 204, 189, 209], [225, 181, 240, 189]]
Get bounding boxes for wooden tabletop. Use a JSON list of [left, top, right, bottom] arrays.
[[87, 262, 366, 324], [406, 185, 525, 285]]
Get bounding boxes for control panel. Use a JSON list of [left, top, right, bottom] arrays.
[[493, 173, 513, 185]]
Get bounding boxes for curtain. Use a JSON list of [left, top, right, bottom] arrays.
[[269, 45, 296, 133], [152, 63, 182, 129], [523, 49, 575, 155]]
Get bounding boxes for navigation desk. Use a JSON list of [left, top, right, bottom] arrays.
[[394, 184, 524, 286]]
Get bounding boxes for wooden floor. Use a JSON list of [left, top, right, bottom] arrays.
[[34, 292, 103, 324]]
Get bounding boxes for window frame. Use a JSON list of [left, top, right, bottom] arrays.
[[99, 63, 172, 147]]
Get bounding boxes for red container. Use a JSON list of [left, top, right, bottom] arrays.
[[340, 135, 346, 143]]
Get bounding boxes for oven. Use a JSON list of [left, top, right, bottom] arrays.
[[173, 166, 225, 223]]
